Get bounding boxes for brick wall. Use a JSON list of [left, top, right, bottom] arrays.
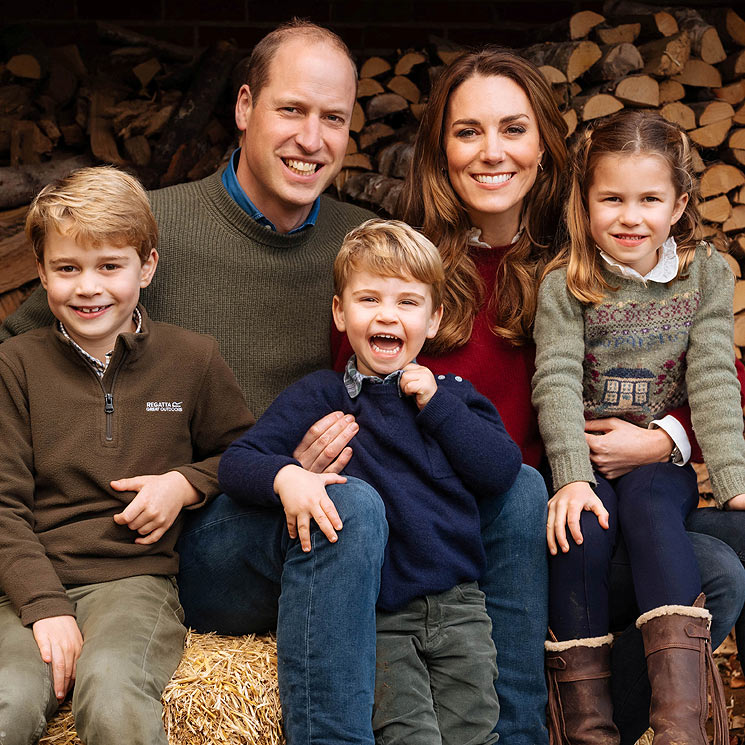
[[3, 0, 731, 56]]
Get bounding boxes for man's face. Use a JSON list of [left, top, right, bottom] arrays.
[[235, 38, 357, 233]]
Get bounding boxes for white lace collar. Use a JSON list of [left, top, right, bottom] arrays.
[[467, 224, 523, 248], [599, 236, 679, 284]]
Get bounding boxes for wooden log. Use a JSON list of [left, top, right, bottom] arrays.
[[700, 163, 745, 198], [7, 54, 42, 80], [386, 75, 421, 104], [357, 78, 384, 98], [60, 123, 85, 147], [359, 122, 395, 151], [123, 135, 151, 167], [0, 85, 34, 119], [96, 21, 194, 62], [594, 23, 641, 45], [734, 280, 745, 314], [411, 102, 426, 121], [730, 129, 745, 151], [660, 101, 695, 130], [671, 8, 726, 65], [723, 149, 745, 169], [659, 78, 685, 103], [346, 138, 358, 155], [151, 40, 238, 183], [89, 91, 124, 165], [360, 56, 391, 79], [639, 32, 690, 77], [366, 93, 408, 121], [734, 311, 745, 347], [720, 50, 745, 83], [538, 65, 567, 84], [522, 41, 602, 82], [395, 51, 427, 76], [691, 147, 705, 174], [563, 108, 579, 137], [713, 81, 745, 106], [689, 118, 733, 149], [0, 231, 37, 295], [350, 102, 365, 134], [672, 58, 722, 88], [571, 11, 606, 39], [342, 153, 373, 170], [702, 8, 745, 49], [614, 74, 659, 107], [133, 58, 161, 89], [377, 141, 414, 179], [573, 93, 624, 121], [736, 104, 745, 126], [0, 155, 93, 210], [603, 1, 678, 37], [700, 195, 732, 224], [10, 121, 52, 166], [589, 42, 643, 80], [724, 206, 745, 233], [341, 172, 404, 215], [690, 100, 735, 126], [429, 36, 465, 66]]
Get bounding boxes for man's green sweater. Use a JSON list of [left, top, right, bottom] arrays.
[[0, 170, 374, 417]]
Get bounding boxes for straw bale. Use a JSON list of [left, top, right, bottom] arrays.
[[40, 631, 283, 745]]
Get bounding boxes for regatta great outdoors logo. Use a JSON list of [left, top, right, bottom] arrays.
[[146, 401, 183, 412]]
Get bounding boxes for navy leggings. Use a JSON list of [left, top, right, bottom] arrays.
[[549, 462, 701, 641]]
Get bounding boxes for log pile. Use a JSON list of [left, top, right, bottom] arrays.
[[1, 4, 745, 357]]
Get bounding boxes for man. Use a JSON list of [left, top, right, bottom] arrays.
[[3, 19, 745, 745]]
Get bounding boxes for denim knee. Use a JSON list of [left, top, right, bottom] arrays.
[[481, 464, 548, 539], [325, 477, 388, 555]]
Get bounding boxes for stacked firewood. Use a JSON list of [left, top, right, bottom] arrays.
[[1, 4, 745, 346]]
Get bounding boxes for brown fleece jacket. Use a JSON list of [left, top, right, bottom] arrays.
[[0, 307, 253, 626]]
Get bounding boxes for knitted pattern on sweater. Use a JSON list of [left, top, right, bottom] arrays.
[[0, 169, 375, 417], [532, 245, 745, 506]]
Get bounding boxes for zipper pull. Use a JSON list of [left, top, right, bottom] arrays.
[[105, 393, 114, 414]]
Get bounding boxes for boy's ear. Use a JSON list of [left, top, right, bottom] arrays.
[[671, 192, 689, 225], [426, 304, 444, 339], [36, 260, 48, 290], [332, 294, 346, 333], [139, 249, 159, 288]]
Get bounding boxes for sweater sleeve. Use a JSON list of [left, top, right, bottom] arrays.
[[416, 379, 522, 496], [532, 269, 596, 492], [0, 285, 55, 343], [685, 249, 745, 506], [219, 373, 336, 507], [0, 355, 75, 625], [171, 339, 255, 504]]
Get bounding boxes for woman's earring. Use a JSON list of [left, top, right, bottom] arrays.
[[538, 160, 544, 171]]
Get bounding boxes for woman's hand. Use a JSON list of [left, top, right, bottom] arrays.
[[547, 481, 609, 556], [293, 412, 358, 474], [585, 418, 673, 479]]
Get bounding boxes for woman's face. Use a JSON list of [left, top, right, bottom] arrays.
[[444, 74, 543, 243]]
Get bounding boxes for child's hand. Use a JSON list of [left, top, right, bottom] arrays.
[[726, 494, 745, 510], [400, 363, 438, 410], [111, 471, 200, 544], [547, 481, 609, 556], [32, 615, 83, 700], [274, 465, 346, 552]]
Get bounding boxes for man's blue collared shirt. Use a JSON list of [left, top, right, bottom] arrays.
[[221, 148, 320, 234]]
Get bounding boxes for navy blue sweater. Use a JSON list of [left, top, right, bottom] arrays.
[[219, 370, 522, 611]]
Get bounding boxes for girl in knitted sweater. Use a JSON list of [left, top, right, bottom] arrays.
[[532, 110, 743, 745]]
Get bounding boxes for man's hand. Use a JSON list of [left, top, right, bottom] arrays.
[[32, 615, 82, 700], [111, 471, 200, 544], [400, 363, 438, 410], [274, 465, 346, 552], [585, 418, 673, 479], [547, 481, 609, 556], [293, 411, 358, 474]]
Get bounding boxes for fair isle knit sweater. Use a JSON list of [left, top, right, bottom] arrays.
[[0, 169, 375, 417], [532, 246, 745, 506]]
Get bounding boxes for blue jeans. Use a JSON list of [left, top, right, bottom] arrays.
[[609, 530, 745, 745], [176, 477, 388, 745], [480, 464, 550, 745]]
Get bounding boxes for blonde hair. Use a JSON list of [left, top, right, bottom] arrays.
[[551, 109, 702, 304], [26, 166, 158, 263], [334, 219, 445, 308], [398, 46, 568, 352]]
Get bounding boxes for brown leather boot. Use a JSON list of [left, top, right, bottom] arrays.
[[545, 634, 620, 745], [637, 593, 728, 745]]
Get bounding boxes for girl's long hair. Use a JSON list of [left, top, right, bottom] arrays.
[[548, 109, 702, 305], [397, 47, 568, 352]]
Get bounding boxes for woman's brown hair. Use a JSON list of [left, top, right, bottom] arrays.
[[398, 46, 568, 352], [550, 109, 701, 305]]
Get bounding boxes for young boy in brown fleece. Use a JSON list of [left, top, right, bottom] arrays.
[[0, 166, 253, 745]]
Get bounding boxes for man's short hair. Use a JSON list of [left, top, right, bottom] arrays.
[[334, 219, 445, 308], [246, 18, 357, 102], [26, 166, 158, 263]]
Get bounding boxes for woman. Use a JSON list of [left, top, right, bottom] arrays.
[[395, 47, 745, 744]]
